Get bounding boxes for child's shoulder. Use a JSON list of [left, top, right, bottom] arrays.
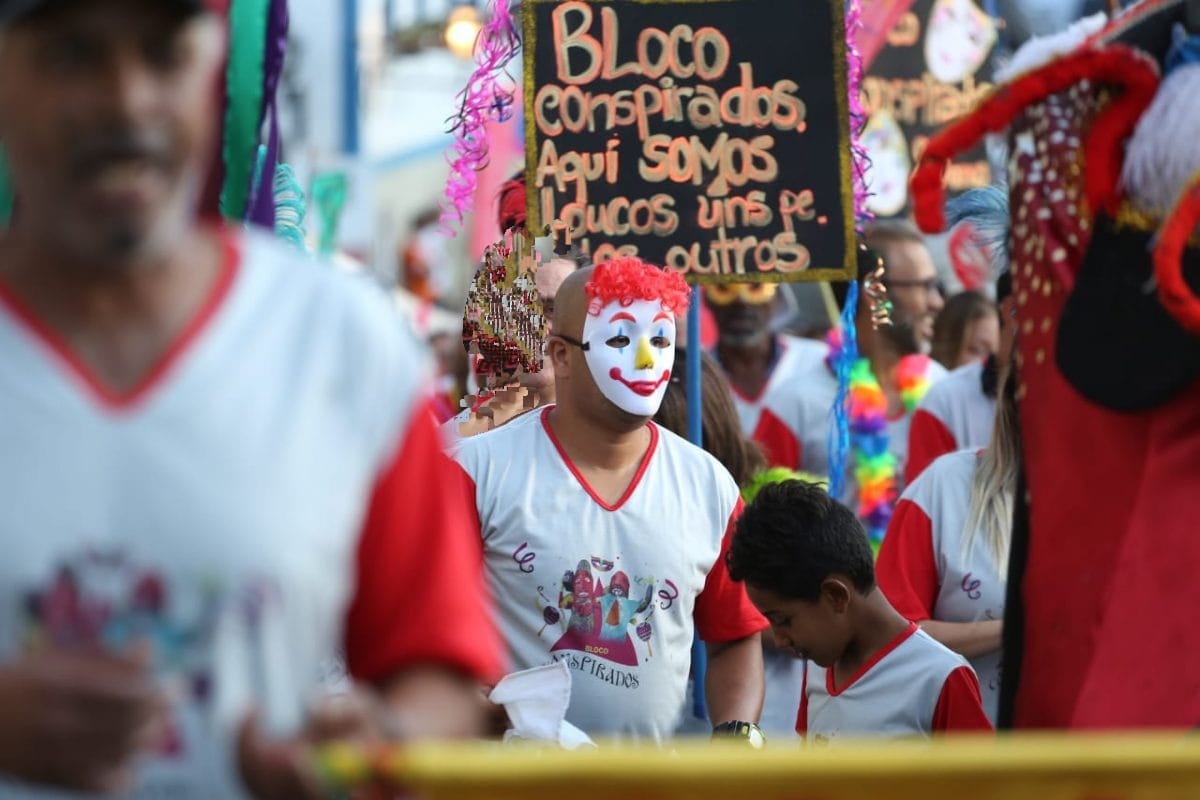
[[902, 627, 973, 675]]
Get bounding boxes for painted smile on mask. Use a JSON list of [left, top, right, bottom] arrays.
[[609, 368, 671, 397]]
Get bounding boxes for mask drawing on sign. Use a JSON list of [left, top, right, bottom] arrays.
[[924, 0, 998, 85], [863, 111, 912, 218]]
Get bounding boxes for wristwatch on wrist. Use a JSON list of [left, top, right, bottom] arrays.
[[711, 720, 766, 748]]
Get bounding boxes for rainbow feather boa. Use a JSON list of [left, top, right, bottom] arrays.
[[827, 329, 934, 547]]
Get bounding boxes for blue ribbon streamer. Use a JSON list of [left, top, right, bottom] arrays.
[[685, 286, 708, 722], [1166, 24, 1200, 75], [826, 281, 860, 501], [247, 144, 269, 223]]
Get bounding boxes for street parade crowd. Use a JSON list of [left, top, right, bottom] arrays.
[[0, 0, 1198, 797]]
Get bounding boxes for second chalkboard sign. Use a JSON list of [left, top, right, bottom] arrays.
[[523, 0, 857, 284]]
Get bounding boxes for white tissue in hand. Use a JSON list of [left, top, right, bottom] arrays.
[[488, 662, 595, 749]]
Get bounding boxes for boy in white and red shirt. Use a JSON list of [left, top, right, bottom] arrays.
[[728, 480, 992, 741]]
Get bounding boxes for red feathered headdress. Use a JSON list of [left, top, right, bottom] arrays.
[[909, 44, 1160, 233], [497, 174, 527, 233]]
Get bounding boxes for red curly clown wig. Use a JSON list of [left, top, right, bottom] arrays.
[[585, 257, 691, 318]]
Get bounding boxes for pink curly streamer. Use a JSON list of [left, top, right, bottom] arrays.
[[440, 0, 520, 234], [846, 0, 872, 229]]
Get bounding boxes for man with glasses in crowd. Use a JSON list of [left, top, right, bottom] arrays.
[[864, 220, 946, 354]]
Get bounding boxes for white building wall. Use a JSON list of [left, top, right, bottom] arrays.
[[280, 0, 483, 285]]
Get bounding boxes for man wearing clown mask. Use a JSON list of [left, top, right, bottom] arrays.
[[454, 257, 767, 742]]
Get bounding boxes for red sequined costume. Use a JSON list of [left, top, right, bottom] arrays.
[[912, 0, 1200, 728]]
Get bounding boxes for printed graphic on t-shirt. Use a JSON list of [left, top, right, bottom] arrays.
[[538, 554, 674, 671], [19, 548, 285, 763], [22, 549, 221, 673], [514, 544, 680, 686], [21, 550, 221, 760]]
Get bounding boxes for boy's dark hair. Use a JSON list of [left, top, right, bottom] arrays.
[[728, 480, 876, 601]]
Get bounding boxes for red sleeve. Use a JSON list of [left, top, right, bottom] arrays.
[[751, 409, 801, 470], [344, 402, 506, 685], [694, 498, 769, 643], [876, 499, 940, 622], [795, 662, 809, 735], [931, 666, 994, 733], [906, 409, 957, 483]]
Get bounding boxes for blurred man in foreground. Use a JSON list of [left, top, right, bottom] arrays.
[[0, 0, 502, 796]]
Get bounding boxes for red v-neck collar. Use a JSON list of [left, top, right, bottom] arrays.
[[540, 405, 658, 512], [826, 621, 918, 697], [0, 228, 240, 413]]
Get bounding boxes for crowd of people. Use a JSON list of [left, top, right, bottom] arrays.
[[1, 0, 1194, 797], [427, 149, 1015, 750]]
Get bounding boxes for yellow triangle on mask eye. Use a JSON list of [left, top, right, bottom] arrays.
[[635, 337, 655, 370]]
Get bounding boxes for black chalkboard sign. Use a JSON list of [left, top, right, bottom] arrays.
[[523, 0, 856, 284], [859, 0, 996, 219]]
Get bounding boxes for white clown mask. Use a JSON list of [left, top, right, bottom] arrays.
[[580, 298, 675, 417]]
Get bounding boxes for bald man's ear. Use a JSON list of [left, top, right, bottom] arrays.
[[547, 336, 573, 379]]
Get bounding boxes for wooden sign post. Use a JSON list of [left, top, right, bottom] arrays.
[[524, 0, 857, 284]]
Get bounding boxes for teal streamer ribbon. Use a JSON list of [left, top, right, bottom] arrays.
[[310, 171, 348, 258], [273, 163, 308, 250], [220, 0, 270, 221], [0, 147, 12, 227]]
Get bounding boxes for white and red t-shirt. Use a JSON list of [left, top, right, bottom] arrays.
[[0, 230, 504, 799], [883, 359, 949, 489], [797, 622, 992, 741], [906, 359, 996, 482], [725, 335, 837, 476], [876, 450, 1006, 724], [454, 407, 766, 741]]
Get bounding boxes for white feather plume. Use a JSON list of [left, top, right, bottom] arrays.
[[1122, 62, 1200, 217]]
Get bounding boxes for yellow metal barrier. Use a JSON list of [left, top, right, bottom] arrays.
[[337, 733, 1200, 800]]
